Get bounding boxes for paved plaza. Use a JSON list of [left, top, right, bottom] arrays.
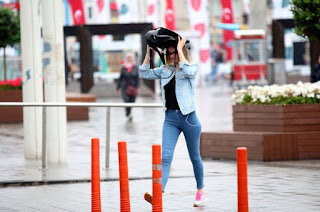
[[0, 85, 320, 211]]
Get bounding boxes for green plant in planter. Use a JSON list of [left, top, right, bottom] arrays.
[[232, 81, 320, 105], [0, 8, 20, 81]]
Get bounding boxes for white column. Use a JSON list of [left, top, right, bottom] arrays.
[[42, 0, 67, 163], [20, 0, 43, 159], [249, 0, 267, 31]]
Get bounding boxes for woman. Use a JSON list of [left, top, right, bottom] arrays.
[[139, 37, 207, 207], [117, 53, 140, 121]]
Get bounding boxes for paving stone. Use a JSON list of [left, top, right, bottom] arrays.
[[0, 85, 319, 211]]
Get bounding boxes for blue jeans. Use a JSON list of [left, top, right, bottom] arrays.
[[162, 110, 204, 192]]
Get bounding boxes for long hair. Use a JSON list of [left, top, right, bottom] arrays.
[[165, 46, 191, 66]]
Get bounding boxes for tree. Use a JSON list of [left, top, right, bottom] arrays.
[[0, 8, 20, 81], [291, 0, 320, 82]]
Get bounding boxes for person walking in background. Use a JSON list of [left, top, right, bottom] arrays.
[[208, 40, 218, 81], [212, 44, 224, 78], [206, 43, 224, 82], [116, 53, 140, 122], [311, 54, 320, 83], [139, 36, 207, 207]]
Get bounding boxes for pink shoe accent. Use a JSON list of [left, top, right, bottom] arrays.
[[194, 191, 207, 207], [195, 192, 203, 201]]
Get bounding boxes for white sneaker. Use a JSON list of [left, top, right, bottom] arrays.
[[193, 192, 207, 207]]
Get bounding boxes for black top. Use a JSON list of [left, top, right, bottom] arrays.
[[164, 76, 180, 110]]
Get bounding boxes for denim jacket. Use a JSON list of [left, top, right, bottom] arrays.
[[139, 62, 198, 115]]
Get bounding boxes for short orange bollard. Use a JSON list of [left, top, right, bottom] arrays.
[[152, 144, 162, 212], [237, 147, 248, 212], [118, 141, 131, 212], [91, 138, 101, 212]]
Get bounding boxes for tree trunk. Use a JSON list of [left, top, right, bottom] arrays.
[[3, 47, 7, 81], [310, 40, 320, 82]]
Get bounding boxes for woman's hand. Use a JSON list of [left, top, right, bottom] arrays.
[[177, 36, 187, 51], [147, 44, 150, 52], [142, 45, 151, 65], [177, 36, 187, 63]]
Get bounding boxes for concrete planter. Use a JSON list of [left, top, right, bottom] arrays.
[[200, 131, 320, 161], [0, 90, 23, 123], [200, 104, 320, 161], [233, 104, 320, 132], [65, 93, 96, 121]]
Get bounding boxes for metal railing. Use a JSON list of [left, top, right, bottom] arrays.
[[0, 102, 162, 169]]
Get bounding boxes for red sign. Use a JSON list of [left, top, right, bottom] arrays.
[[233, 64, 266, 81], [2, 2, 20, 10]]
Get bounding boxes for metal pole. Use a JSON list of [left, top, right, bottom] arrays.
[[42, 107, 47, 169], [0, 102, 162, 108], [106, 107, 111, 169]]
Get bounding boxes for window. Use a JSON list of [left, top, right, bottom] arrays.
[[88, 7, 92, 19], [243, 41, 260, 62], [112, 34, 125, 41]]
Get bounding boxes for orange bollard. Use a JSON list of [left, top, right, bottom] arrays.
[[237, 147, 248, 212], [91, 138, 101, 212], [118, 141, 131, 212], [152, 144, 162, 212]]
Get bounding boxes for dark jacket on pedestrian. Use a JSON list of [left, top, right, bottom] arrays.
[[311, 64, 320, 83], [117, 65, 140, 100]]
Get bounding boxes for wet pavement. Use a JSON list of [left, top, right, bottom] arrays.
[[0, 84, 320, 211]]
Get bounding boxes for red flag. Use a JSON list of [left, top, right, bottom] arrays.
[[68, 0, 86, 25], [96, 0, 105, 13], [165, 0, 176, 30], [220, 0, 234, 60], [97, 0, 105, 39], [148, 4, 155, 16], [191, 0, 201, 11]]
